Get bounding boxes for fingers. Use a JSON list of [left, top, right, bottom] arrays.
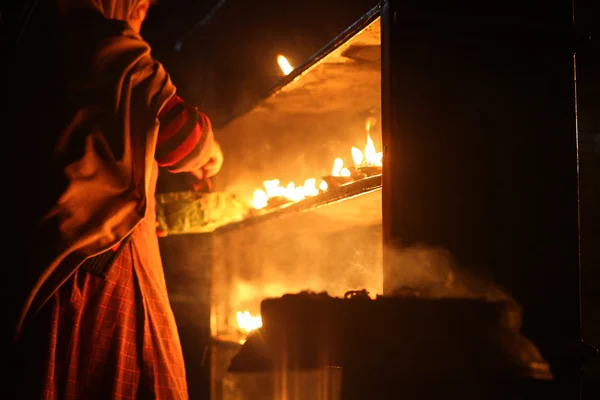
[[189, 141, 223, 181], [202, 144, 224, 178]]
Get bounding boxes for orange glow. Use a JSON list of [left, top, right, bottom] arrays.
[[277, 55, 294, 75]]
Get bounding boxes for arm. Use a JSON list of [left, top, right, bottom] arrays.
[[155, 95, 222, 176]]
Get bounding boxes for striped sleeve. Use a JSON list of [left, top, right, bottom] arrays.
[[155, 95, 215, 173]]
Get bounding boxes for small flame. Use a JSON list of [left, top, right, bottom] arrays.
[[252, 189, 269, 209], [252, 178, 323, 209], [236, 311, 262, 333], [250, 118, 383, 209], [349, 119, 383, 167], [265, 179, 285, 197], [366, 117, 377, 134], [351, 147, 363, 166], [331, 158, 352, 177], [303, 178, 320, 196], [332, 158, 344, 176], [277, 55, 293, 75], [364, 135, 382, 166]]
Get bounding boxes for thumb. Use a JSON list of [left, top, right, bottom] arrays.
[[190, 169, 204, 180]]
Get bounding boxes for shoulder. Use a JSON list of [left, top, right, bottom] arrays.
[[62, 8, 153, 63], [61, 9, 165, 83]]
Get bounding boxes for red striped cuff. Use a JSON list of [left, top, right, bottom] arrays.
[[155, 95, 215, 173]]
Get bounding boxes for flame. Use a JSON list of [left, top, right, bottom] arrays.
[[252, 189, 269, 209], [250, 119, 382, 209], [366, 117, 377, 134], [236, 311, 262, 333], [331, 158, 343, 176], [252, 178, 326, 210], [277, 55, 293, 75], [331, 158, 351, 177], [363, 135, 383, 166], [351, 147, 363, 166], [351, 119, 383, 167]]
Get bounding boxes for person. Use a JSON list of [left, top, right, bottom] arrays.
[[7, 0, 223, 398]]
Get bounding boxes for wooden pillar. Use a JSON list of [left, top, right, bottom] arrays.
[[381, 0, 581, 393]]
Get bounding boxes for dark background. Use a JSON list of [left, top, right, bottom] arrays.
[[142, 0, 378, 128]]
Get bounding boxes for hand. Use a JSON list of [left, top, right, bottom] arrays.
[[192, 141, 223, 180]]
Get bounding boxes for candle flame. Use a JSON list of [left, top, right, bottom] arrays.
[[353, 119, 383, 167], [332, 158, 344, 176], [365, 117, 377, 134], [252, 189, 269, 209], [251, 178, 325, 210], [351, 147, 364, 166], [277, 55, 293, 75], [250, 118, 382, 210]]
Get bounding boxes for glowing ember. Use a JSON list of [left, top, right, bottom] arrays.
[[277, 55, 294, 75], [236, 311, 263, 333], [250, 119, 382, 210]]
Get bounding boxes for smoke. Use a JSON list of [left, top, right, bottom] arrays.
[[384, 242, 522, 332]]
